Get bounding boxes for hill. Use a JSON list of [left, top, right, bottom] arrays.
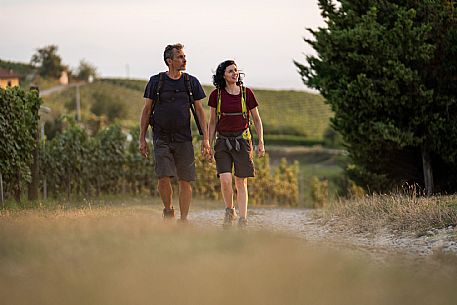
[[42, 78, 333, 143]]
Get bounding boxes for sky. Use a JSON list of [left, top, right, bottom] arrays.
[[1, 0, 325, 91]]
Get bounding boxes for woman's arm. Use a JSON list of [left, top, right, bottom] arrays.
[[250, 107, 265, 157]]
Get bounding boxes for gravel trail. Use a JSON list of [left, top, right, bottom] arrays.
[[191, 207, 457, 258]]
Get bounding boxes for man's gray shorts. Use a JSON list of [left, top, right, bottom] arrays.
[[153, 140, 196, 181]]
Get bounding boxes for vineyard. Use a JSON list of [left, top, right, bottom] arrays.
[[0, 86, 299, 205]]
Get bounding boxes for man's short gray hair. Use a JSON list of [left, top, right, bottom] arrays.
[[164, 43, 184, 66]]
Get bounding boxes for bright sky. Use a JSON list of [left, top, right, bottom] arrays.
[[1, 0, 325, 90]]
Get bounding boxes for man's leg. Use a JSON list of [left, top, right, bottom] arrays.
[[235, 176, 248, 219], [158, 177, 173, 211], [178, 180, 192, 220]]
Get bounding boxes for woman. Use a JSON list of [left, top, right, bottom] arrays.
[[208, 60, 265, 227]]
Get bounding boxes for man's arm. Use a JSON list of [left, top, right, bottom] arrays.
[[194, 99, 210, 156], [207, 107, 217, 162], [139, 98, 154, 157], [208, 107, 217, 147]]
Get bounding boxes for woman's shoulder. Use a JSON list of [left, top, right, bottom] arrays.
[[209, 88, 219, 97], [243, 86, 256, 97]]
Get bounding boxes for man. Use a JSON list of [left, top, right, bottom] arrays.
[[139, 43, 210, 222]]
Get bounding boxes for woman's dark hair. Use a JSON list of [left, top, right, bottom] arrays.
[[212, 60, 243, 89]]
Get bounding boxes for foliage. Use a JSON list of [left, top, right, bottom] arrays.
[[310, 176, 328, 208], [41, 119, 89, 198], [296, 0, 457, 193], [124, 126, 156, 195], [0, 87, 41, 201], [75, 59, 98, 81], [95, 124, 126, 194], [249, 155, 300, 206], [90, 91, 126, 122], [30, 45, 65, 79], [0, 59, 35, 77]]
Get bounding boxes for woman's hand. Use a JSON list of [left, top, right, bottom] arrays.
[[256, 141, 265, 158]]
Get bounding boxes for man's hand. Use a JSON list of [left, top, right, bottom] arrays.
[[256, 141, 265, 158], [139, 138, 149, 158]]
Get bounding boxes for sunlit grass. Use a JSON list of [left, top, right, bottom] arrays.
[[324, 193, 457, 236], [1, 202, 457, 305]]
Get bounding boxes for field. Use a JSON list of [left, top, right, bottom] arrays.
[[1, 199, 457, 305]]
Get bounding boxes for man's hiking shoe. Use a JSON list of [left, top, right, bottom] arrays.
[[162, 207, 175, 220], [224, 207, 237, 226], [238, 217, 248, 228]]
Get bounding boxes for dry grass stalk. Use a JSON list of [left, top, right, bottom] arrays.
[[327, 193, 457, 234]]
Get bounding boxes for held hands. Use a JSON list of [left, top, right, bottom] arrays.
[[201, 139, 212, 161]]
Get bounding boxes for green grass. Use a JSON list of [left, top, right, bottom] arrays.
[[1, 201, 457, 305]]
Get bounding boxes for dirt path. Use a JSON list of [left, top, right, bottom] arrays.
[[191, 207, 457, 258]]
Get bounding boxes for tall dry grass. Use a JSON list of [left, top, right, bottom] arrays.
[[325, 193, 457, 235], [1, 204, 457, 305]]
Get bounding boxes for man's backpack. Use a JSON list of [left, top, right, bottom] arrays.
[[150, 72, 203, 135]]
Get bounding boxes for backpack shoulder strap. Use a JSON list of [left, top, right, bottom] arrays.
[[183, 73, 203, 135], [153, 72, 165, 103], [183, 72, 194, 103], [216, 88, 222, 122], [241, 85, 247, 119]]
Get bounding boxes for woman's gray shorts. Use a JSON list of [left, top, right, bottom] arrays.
[[153, 140, 196, 181], [214, 137, 255, 178]]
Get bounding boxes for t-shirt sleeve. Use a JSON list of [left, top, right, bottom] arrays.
[[143, 76, 157, 99], [208, 89, 218, 108], [191, 76, 206, 100], [246, 88, 259, 110]]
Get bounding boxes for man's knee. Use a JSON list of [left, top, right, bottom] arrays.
[[179, 180, 192, 192], [158, 177, 171, 186]]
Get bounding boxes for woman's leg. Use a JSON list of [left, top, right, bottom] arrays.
[[219, 173, 234, 209], [235, 176, 248, 219]]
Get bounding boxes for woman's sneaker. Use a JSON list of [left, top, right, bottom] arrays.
[[224, 207, 237, 226], [238, 217, 248, 228]]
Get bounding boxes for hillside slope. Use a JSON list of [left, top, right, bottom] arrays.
[[42, 78, 333, 140]]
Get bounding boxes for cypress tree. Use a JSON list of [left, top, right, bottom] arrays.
[[296, 0, 457, 194]]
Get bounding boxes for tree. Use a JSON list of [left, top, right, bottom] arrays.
[[30, 45, 65, 78], [295, 0, 457, 194], [75, 59, 97, 82]]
